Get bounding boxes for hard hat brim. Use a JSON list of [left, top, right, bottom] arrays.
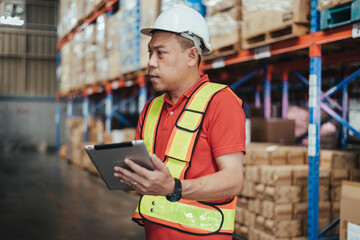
[[140, 27, 213, 55]]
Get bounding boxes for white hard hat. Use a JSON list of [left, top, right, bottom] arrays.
[[141, 4, 212, 55]]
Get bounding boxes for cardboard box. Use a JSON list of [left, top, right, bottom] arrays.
[[242, 0, 310, 38], [340, 181, 360, 240], [207, 5, 242, 51], [262, 201, 293, 220], [260, 166, 292, 186], [235, 206, 245, 224], [331, 169, 349, 186], [251, 118, 295, 145], [320, 150, 358, 169], [264, 219, 302, 238], [242, 180, 256, 198], [264, 185, 302, 203], [330, 185, 342, 202]]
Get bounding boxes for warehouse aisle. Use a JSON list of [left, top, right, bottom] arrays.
[[0, 151, 145, 240]]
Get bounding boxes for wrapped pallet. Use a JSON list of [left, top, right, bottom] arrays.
[[70, 31, 86, 89], [96, 13, 109, 81], [241, 0, 310, 49], [107, 11, 122, 79], [84, 24, 97, 85], [140, 0, 160, 69], [118, 0, 141, 74], [205, 3, 242, 53]]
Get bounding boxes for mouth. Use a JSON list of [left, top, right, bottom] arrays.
[[148, 74, 159, 81]]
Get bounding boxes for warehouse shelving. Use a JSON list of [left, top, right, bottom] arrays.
[[56, 0, 360, 239]]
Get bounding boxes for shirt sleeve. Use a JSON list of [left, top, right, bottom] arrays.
[[205, 90, 246, 158]]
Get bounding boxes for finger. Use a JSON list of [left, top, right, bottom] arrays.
[[124, 158, 152, 177], [151, 154, 169, 172]]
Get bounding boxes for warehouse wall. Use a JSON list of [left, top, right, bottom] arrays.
[[0, 0, 59, 149]]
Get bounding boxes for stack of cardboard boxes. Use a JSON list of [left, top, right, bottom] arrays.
[[234, 143, 360, 239], [63, 117, 136, 176]]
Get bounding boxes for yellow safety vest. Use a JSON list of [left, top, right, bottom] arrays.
[[132, 81, 241, 235]]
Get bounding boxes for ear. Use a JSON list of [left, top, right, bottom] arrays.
[[187, 47, 199, 67]]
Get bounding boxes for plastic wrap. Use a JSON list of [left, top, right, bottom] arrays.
[[161, 0, 205, 16], [242, 0, 294, 13], [119, 0, 141, 73], [206, 8, 241, 37], [203, 0, 238, 16]]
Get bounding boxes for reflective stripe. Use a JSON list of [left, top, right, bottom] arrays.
[[187, 83, 226, 112], [166, 157, 188, 178], [143, 94, 165, 155], [139, 196, 224, 233], [133, 82, 238, 235]]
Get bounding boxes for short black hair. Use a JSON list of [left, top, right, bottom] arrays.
[[174, 34, 201, 67]]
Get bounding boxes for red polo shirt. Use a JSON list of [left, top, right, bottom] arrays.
[[135, 75, 246, 240]]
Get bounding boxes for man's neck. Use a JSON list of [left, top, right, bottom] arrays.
[[169, 73, 201, 104]]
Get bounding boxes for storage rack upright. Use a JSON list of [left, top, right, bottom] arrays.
[[56, 0, 360, 239]]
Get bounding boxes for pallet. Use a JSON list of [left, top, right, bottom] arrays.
[[202, 43, 241, 61], [320, 0, 360, 30], [242, 23, 309, 50]]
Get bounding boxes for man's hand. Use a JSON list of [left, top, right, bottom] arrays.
[[113, 154, 175, 196]]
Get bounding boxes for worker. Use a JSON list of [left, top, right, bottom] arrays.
[[113, 4, 246, 240]]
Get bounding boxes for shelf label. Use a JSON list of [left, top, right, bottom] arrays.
[[105, 98, 111, 116], [112, 81, 119, 89], [308, 124, 317, 157], [352, 22, 360, 38], [308, 74, 317, 108], [254, 45, 271, 60], [67, 102, 72, 117], [212, 58, 225, 69]]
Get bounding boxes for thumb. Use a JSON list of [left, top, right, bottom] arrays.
[[151, 154, 169, 172]]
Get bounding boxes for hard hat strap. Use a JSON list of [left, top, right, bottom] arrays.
[[178, 31, 203, 55]]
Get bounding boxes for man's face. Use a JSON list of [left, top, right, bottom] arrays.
[[147, 31, 189, 92]]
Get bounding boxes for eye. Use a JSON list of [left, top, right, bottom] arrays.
[[157, 50, 164, 56], [148, 50, 153, 57]]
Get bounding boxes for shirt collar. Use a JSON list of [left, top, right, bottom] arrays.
[[163, 74, 210, 106]]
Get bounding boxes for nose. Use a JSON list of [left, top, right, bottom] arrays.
[[148, 53, 158, 69]]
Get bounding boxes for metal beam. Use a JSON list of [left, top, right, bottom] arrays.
[[321, 102, 360, 138], [321, 68, 360, 101], [231, 68, 261, 90], [294, 71, 342, 111], [318, 217, 340, 239]]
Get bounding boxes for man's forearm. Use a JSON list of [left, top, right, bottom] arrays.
[[180, 152, 244, 201]]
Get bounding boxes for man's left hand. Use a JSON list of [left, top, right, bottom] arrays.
[[113, 154, 174, 196]]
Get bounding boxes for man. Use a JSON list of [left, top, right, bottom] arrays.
[[114, 4, 246, 239]]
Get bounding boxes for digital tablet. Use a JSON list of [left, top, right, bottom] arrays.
[[84, 140, 154, 190]]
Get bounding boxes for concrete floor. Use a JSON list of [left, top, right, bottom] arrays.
[[0, 151, 145, 240]]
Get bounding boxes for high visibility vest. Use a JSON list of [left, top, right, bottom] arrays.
[[132, 81, 242, 236]]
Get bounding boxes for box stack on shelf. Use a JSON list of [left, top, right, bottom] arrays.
[[96, 14, 109, 82], [241, 0, 310, 49], [63, 116, 136, 175], [83, 24, 97, 85], [204, 0, 242, 56], [58, 0, 160, 92], [234, 143, 360, 239]]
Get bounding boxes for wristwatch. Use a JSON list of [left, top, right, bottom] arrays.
[[166, 178, 182, 202]]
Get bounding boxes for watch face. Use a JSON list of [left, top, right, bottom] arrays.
[[166, 193, 179, 202]]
